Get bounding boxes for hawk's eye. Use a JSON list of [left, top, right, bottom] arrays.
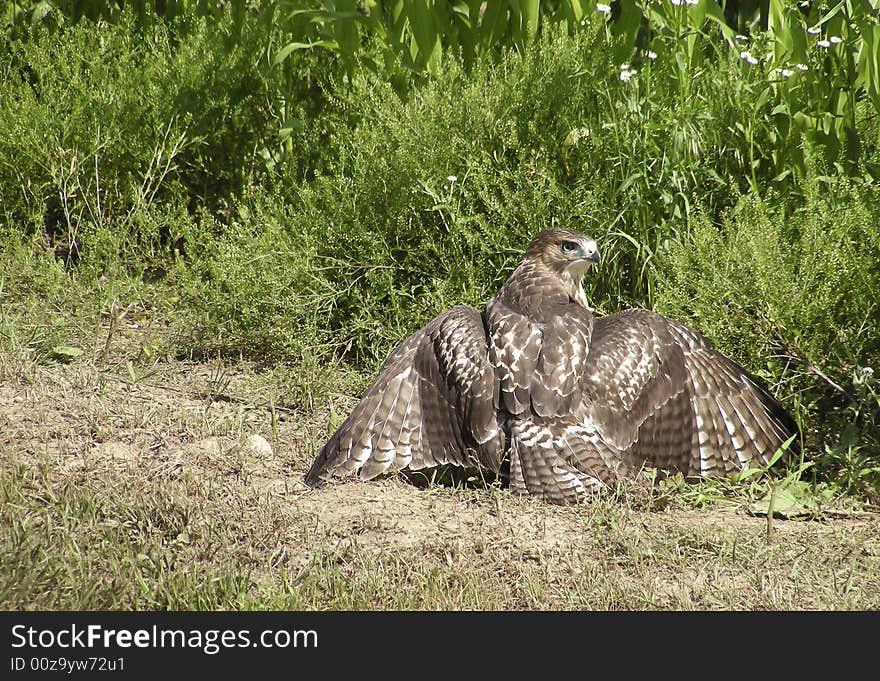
[[560, 240, 579, 254]]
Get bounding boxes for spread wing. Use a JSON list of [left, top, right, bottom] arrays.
[[304, 305, 504, 486], [568, 309, 798, 485], [508, 309, 798, 505], [663, 315, 798, 477]]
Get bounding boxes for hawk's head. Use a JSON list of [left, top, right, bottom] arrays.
[[524, 229, 601, 284]]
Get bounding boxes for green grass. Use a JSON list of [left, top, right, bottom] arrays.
[[0, 461, 254, 610]]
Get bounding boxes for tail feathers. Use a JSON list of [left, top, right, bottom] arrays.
[[507, 420, 617, 505]]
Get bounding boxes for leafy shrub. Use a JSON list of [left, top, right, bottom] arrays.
[[172, 199, 337, 361], [0, 6, 339, 268], [187, 22, 879, 363], [655, 178, 880, 499]]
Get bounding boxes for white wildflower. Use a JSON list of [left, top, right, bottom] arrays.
[[807, 26, 821, 35], [447, 176, 457, 183], [619, 64, 637, 82], [685, 0, 698, 5], [861, 367, 875, 377], [796, 63, 808, 71], [829, 36, 842, 44], [670, 0, 683, 5], [644, 50, 658, 60], [596, 3, 611, 13], [735, 34, 749, 42], [817, 39, 831, 48], [776, 68, 794, 78], [739, 50, 758, 65]]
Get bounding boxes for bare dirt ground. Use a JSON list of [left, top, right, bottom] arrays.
[[2, 359, 879, 609]]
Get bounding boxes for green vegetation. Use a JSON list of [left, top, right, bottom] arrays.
[[1, 1, 879, 609]]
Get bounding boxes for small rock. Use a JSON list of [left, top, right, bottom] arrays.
[[93, 441, 139, 462], [244, 434, 273, 457]]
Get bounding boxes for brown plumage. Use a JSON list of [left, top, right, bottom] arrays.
[[304, 229, 799, 505]]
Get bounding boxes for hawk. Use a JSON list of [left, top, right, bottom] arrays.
[[304, 229, 798, 505]]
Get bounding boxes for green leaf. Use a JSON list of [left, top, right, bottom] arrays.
[[773, 169, 792, 182], [610, 0, 642, 63], [700, 0, 736, 46], [770, 103, 789, 117], [273, 41, 339, 65], [767, 434, 797, 468], [822, 112, 834, 135], [675, 50, 688, 73], [521, 0, 540, 44], [754, 86, 771, 111], [405, 0, 442, 71], [749, 480, 822, 519], [479, 0, 510, 51], [749, 486, 806, 518], [855, 22, 880, 115], [49, 346, 83, 362]]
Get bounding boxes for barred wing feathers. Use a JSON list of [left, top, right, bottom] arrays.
[[664, 316, 798, 477], [507, 418, 619, 505], [573, 309, 797, 483], [303, 305, 504, 486], [486, 303, 594, 420], [503, 309, 677, 505], [484, 296, 542, 417]]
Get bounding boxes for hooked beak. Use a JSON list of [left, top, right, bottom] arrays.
[[583, 240, 601, 265]]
